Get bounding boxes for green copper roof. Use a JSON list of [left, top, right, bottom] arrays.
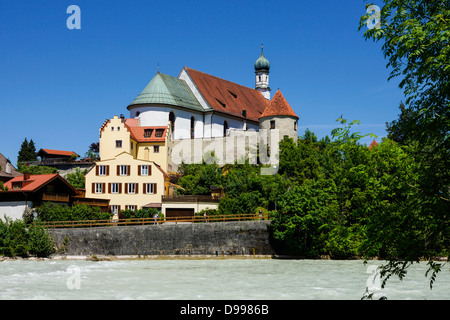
[[128, 72, 203, 111], [254, 46, 270, 71]]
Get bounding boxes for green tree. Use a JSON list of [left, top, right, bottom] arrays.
[[66, 168, 87, 189], [360, 0, 449, 286], [17, 138, 37, 164]]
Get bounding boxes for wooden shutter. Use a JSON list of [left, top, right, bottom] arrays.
[[92, 183, 95, 193], [95, 166, 99, 176], [118, 183, 122, 194], [154, 183, 157, 194], [127, 165, 131, 176], [138, 165, 141, 176], [149, 165, 152, 176], [102, 183, 106, 194], [135, 183, 139, 194], [108, 183, 111, 194], [117, 165, 120, 176], [106, 165, 110, 176], [124, 183, 128, 194]]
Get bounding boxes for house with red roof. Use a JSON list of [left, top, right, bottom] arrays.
[[0, 173, 109, 221], [37, 149, 79, 164]]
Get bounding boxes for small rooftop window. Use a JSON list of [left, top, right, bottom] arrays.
[[215, 98, 226, 108], [228, 90, 237, 99]]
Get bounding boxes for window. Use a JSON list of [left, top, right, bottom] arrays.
[[116, 140, 122, 148], [270, 120, 276, 129], [110, 183, 120, 194], [294, 121, 297, 131], [127, 183, 137, 194], [190, 116, 195, 139], [153, 146, 159, 153], [118, 165, 129, 176], [126, 205, 136, 211], [117, 126, 120, 131], [223, 121, 228, 137], [140, 165, 149, 176], [215, 98, 226, 108], [144, 129, 153, 138], [94, 183, 104, 194], [145, 183, 156, 194], [12, 182, 22, 190], [155, 129, 164, 137], [169, 112, 175, 134], [111, 205, 120, 214], [97, 165, 108, 176], [111, 127, 114, 131]]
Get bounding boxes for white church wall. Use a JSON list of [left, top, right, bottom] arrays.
[[133, 106, 204, 140]]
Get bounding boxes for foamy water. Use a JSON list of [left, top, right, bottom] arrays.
[[0, 259, 448, 300]]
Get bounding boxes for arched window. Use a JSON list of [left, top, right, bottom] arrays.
[[190, 116, 195, 139], [169, 112, 175, 135], [223, 121, 228, 137]]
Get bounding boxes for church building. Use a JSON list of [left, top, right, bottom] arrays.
[[85, 48, 299, 215]]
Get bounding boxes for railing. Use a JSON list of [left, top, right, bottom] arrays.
[[162, 195, 221, 202], [42, 193, 70, 202], [37, 213, 270, 229]]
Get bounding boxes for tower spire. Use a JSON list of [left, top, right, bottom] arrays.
[[254, 45, 271, 100]]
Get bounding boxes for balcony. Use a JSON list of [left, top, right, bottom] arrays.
[[42, 193, 70, 203]]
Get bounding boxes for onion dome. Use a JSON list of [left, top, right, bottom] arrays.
[[254, 45, 270, 72]]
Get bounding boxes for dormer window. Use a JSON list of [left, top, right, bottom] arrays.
[[12, 182, 22, 190], [155, 129, 164, 137], [144, 129, 153, 138]]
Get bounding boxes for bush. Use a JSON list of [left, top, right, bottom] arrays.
[[119, 208, 159, 219], [27, 224, 54, 257], [0, 216, 54, 258], [35, 203, 112, 221]]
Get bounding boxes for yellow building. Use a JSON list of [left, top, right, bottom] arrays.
[[85, 115, 171, 215]]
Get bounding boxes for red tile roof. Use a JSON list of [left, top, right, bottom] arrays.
[[369, 139, 378, 150], [38, 149, 79, 157], [124, 119, 167, 142], [260, 89, 299, 119], [184, 67, 269, 122], [4, 173, 76, 193]]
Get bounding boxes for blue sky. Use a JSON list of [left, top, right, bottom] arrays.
[[0, 0, 404, 165]]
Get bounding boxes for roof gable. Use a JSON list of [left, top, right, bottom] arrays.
[[183, 67, 269, 122], [0, 153, 21, 180], [4, 173, 77, 194], [260, 89, 298, 119]]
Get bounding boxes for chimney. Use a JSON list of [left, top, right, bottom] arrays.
[[23, 172, 31, 180]]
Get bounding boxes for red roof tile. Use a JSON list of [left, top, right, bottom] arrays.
[[124, 119, 167, 142], [38, 149, 79, 157], [184, 67, 269, 122], [4, 173, 76, 193], [369, 139, 378, 150], [260, 89, 298, 119]]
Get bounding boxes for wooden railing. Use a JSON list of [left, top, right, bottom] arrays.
[[37, 213, 271, 229], [42, 193, 70, 202]]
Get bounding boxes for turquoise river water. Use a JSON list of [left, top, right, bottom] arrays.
[[0, 258, 448, 300]]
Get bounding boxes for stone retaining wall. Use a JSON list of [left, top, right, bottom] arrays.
[[49, 221, 273, 257]]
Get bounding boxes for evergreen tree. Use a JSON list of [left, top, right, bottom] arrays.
[[17, 138, 37, 164]]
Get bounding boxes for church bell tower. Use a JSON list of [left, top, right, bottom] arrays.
[[254, 45, 271, 100]]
